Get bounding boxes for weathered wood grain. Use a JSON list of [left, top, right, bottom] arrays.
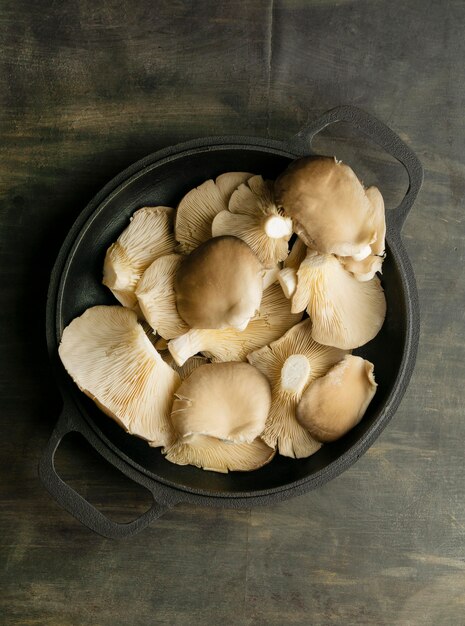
[[1, 1, 465, 624]]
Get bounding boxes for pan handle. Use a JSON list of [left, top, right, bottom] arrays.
[[287, 105, 424, 230], [39, 399, 177, 539]]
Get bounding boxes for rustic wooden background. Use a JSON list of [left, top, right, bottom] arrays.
[[1, 1, 464, 624]]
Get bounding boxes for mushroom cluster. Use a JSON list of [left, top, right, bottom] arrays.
[[59, 157, 386, 472]]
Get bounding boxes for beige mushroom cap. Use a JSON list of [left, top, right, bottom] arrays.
[[58, 306, 180, 447], [292, 251, 386, 350], [247, 318, 348, 458], [168, 282, 302, 366], [102, 206, 175, 308], [296, 355, 377, 442], [274, 157, 377, 258], [175, 172, 253, 255], [135, 253, 189, 339], [174, 235, 264, 330], [164, 435, 275, 473], [170, 362, 271, 443], [212, 175, 293, 268]]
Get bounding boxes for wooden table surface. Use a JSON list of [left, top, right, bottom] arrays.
[[2, 1, 464, 624]]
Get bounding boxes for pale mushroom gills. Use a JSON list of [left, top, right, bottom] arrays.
[[58, 306, 180, 447]]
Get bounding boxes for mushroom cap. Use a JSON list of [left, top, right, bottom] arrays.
[[164, 435, 275, 473], [292, 251, 386, 349], [274, 157, 377, 257], [175, 172, 253, 255], [211, 175, 292, 268], [247, 318, 348, 458], [168, 282, 302, 365], [170, 362, 271, 443], [174, 235, 264, 330], [135, 253, 189, 339], [102, 206, 175, 308], [58, 306, 181, 447], [296, 355, 377, 442]]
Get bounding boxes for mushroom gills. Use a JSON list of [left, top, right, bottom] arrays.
[[164, 435, 275, 473], [102, 206, 175, 309], [58, 306, 180, 447]]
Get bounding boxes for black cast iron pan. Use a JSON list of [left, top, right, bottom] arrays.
[[40, 106, 423, 538]]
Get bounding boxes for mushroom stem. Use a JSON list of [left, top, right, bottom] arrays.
[[278, 267, 298, 299], [263, 215, 293, 239], [280, 354, 311, 395], [168, 331, 204, 366], [352, 245, 372, 262]]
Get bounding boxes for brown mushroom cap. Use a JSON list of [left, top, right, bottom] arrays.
[[170, 362, 271, 443], [58, 306, 180, 447], [275, 157, 376, 258], [174, 235, 264, 330], [296, 355, 377, 442]]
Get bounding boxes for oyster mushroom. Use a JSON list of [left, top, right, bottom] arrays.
[[170, 362, 271, 443], [278, 236, 308, 299], [103, 206, 175, 308], [175, 172, 253, 254], [212, 175, 293, 268], [168, 282, 302, 366], [247, 319, 348, 458], [275, 156, 379, 258], [164, 434, 275, 473], [291, 250, 386, 350], [296, 355, 377, 442], [58, 306, 180, 447], [174, 236, 264, 330], [135, 253, 189, 339]]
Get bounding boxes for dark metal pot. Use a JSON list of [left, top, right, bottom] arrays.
[[39, 106, 423, 539]]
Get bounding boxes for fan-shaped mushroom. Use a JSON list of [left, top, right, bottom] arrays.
[[168, 282, 302, 365], [58, 306, 180, 447], [291, 250, 386, 350], [170, 362, 271, 443], [164, 435, 275, 473], [135, 254, 189, 339], [211, 175, 293, 268], [175, 172, 253, 254], [296, 355, 377, 442], [102, 206, 175, 308], [247, 319, 348, 458], [275, 156, 379, 258], [174, 236, 264, 330]]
